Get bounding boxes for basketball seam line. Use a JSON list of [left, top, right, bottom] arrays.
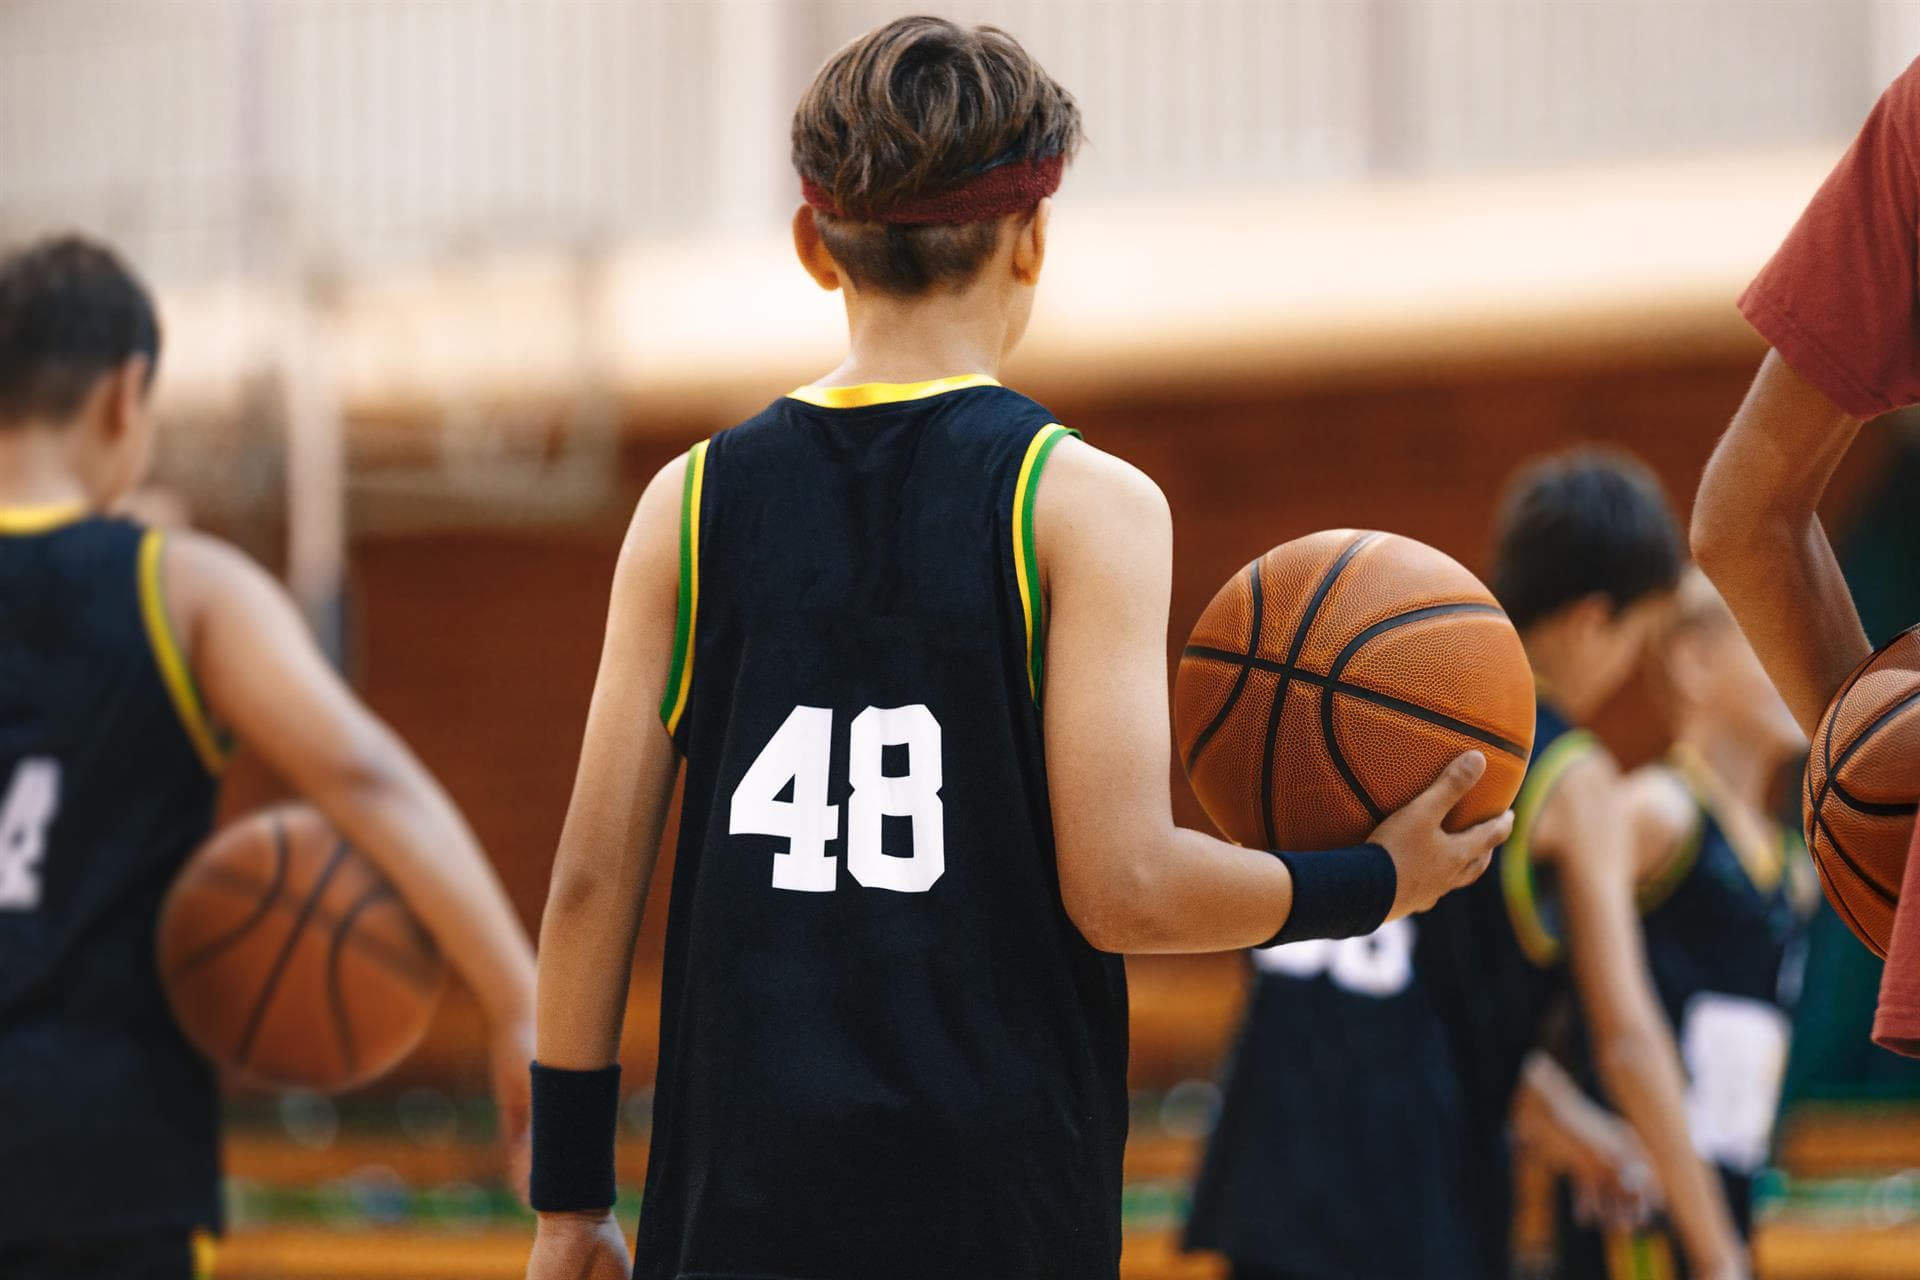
[[1810, 668, 1918, 904], [1827, 775, 1919, 818], [169, 822, 292, 981], [1810, 821, 1888, 959], [1182, 607, 1528, 758], [232, 836, 353, 1070], [327, 882, 400, 1080], [1811, 806, 1899, 905], [1260, 532, 1378, 850], [1183, 558, 1264, 773], [1318, 601, 1513, 822], [181, 865, 444, 990]]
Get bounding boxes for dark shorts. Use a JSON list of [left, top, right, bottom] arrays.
[[0, 1231, 204, 1280]]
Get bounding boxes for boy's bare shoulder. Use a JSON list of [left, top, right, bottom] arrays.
[[1033, 436, 1169, 544]]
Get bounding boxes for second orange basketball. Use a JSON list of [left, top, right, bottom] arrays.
[[1176, 530, 1535, 852]]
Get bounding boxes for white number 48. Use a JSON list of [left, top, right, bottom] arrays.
[[0, 758, 61, 911], [730, 704, 944, 894]]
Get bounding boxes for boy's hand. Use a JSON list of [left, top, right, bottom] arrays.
[[1368, 751, 1514, 918], [527, 1211, 631, 1280], [490, 1015, 536, 1200], [1562, 1109, 1658, 1232]]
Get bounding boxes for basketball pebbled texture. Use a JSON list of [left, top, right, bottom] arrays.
[[1804, 628, 1920, 959], [1175, 530, 1535, 851], [157, 805, 447, 1092]]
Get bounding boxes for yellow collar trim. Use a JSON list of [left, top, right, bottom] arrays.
[[0, 502, 88, 534], [787, 373, 1000, 409]]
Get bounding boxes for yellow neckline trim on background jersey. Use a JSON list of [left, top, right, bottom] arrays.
[[660, 439, 709, 736], [137, 529, 229, 775], [0, 502, 87, 534], [1013, 424, 1080, 702], [786, 373, 1000, 409], [1501, 727, 1600, 966], [1670, 744, 1786, 893]]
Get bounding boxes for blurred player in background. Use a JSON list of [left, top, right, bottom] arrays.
[[526, 17, 1508, 1280], [1693, 56, 1920, 1057], [1186, 451, 1749, 1280], [0, 237, 536, 1279], [1555, 568, 1815, 1278]]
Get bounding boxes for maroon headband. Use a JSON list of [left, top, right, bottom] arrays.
[[802, 153, 1064, 226]]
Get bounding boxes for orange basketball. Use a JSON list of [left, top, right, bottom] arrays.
[[1175, 530, 1534, 852], [1804, 628, 1920, 959], [157, 806, 446, 1092]]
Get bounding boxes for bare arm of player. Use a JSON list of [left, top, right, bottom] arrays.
[[1035, 439, 1513, 953], [1539, 756, 1747, 1280], [1511, 1050, 1655, 1231], [163, 531, 538, 1186], [522, 456, 688, 1279], [1693, 350, 1869, 734]]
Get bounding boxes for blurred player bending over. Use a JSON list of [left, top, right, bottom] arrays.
[[0, 237, 536, 1280], [1555, 568, 1815, 1279], [1693, 54, 1920, 1058], [526, 17, 1510, 1280], [1186, 452, 1749, 1280]]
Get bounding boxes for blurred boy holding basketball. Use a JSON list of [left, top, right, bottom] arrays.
[[1694, 54, 1920, 1057], [1554, 568, 1815, 1278], [0, 237, 536, 1278], [1188, 452, 1749, 1280], [527, 17, 1510, 1280]]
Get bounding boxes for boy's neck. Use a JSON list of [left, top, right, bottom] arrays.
[[0, 425, 90, 510], [1521, 631, 1607, 722], [1675, 720, 1774, 814], [817, 284, 1011, 388]]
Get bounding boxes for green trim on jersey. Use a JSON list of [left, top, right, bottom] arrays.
[[660, 439, 710, 735], [1012, 424, 1080, 702], [1500, 727, 1599, 967]]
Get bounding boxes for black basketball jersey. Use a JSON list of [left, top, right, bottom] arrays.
[[1556, 758, 1815, 1278], [633, 377, 1130, 1280], [0, 508, 225, 1244], [1186, 695, 1591, 1279]]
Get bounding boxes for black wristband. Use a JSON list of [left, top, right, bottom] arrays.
[[530, 1061, 622, 1213], [1264, 844, 1397, 947]]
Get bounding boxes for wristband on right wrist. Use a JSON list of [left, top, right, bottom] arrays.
[[1264, 844, 1396, 947], [530, 1061, 622, 1214]]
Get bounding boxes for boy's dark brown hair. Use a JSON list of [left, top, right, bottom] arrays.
[[792, 16, 1082, 296], [0, 236, 159, 428]]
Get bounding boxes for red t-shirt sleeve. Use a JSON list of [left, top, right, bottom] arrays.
[[1740, 59, 1920, 419], [1873, 822, 1920, 1057]]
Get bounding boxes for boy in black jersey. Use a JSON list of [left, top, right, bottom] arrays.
[[0, 237, 537, 1279], [1187, 452, 1750, 1280], [1555, 569, 1815, 1279], [525, 17, 1512, 1280]]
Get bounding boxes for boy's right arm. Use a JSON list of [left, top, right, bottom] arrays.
[[1035, 439, 1512, 953], [1693, 350, 1869, 734], [523, 455, 690, 1278], [166, 529, 539, 1188]]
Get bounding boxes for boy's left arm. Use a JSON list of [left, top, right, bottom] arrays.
[[1541, 755, 1747, 1280], [167, 531, 538, 1188]]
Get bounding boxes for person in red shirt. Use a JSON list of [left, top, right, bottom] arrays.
[[1693, 57, 1920, 1057]]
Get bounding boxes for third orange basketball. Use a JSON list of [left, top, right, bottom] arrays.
[[1175, 530, 1535, 851], [1805, 628, 1920, 958]]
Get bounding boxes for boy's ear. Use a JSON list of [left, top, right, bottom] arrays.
[[791, 206, 844, 292], [1011, 198, 1050, 286], [101, 354, 152, 441]]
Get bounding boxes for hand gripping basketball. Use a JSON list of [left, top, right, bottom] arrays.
[[1367, 751, 1514, 918]]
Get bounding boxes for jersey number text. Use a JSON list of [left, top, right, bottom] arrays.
[[0, 758, 61, 911], [731, 704, 945, 893]]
